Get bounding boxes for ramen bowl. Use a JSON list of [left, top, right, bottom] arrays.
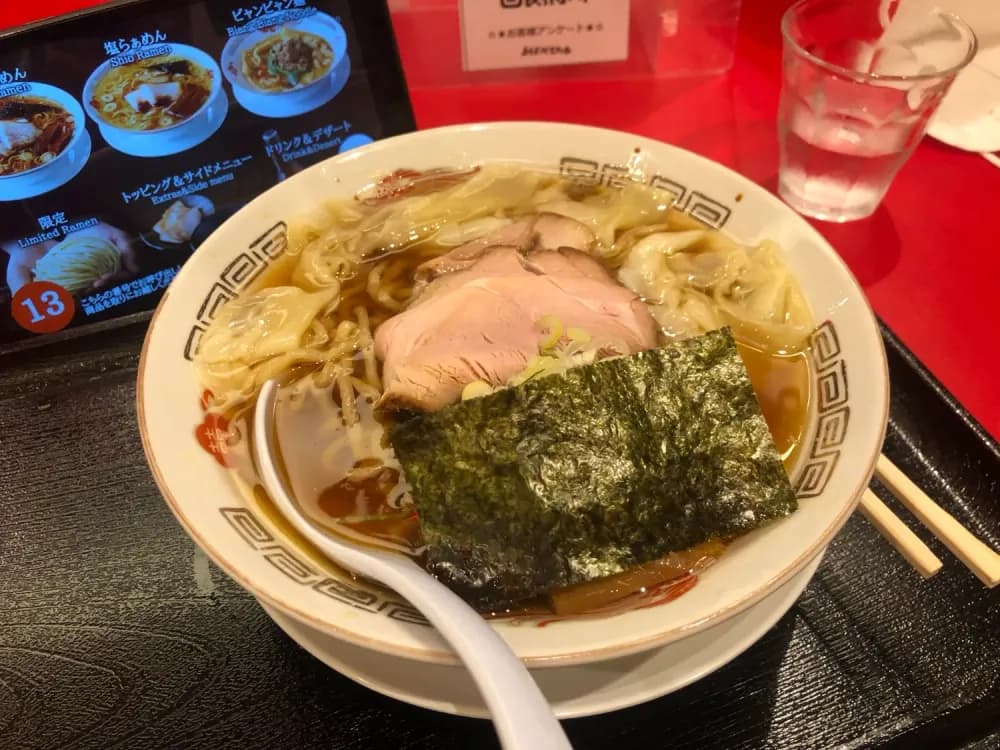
[[220, 12, 349, 118], [222, 12, 347, 96], [82, 43, 223, 154], [0, 82, 91, 201], [138, 122, 888, 669]]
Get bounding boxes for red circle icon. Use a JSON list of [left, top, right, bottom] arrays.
[[11, 281, 76, 334]]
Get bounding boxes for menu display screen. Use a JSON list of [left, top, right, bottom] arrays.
[[0, 0, 414, 349]]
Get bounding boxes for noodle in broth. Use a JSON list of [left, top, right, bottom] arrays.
[[195, 164, 815, 614], [92, 55, 213, 131], [0, 95, 74, 176], [241, 29, 334, 92]]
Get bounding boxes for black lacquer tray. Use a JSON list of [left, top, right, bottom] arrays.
[[0, 320, 997, 749]]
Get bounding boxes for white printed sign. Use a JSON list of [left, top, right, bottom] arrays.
[[460, 0, 630, 72]]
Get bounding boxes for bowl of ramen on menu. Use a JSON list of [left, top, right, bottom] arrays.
[[138, 123, 889, 672], [0, 82, 90, 198], [83, 44, 222, 137], [221, 12, 348, 117]]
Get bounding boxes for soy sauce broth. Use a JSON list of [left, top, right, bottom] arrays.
[[736, 342, 811, 467], [272, 380, 421, 553]]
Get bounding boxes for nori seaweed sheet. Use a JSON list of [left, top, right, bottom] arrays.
[[390, 328, 797, 610]]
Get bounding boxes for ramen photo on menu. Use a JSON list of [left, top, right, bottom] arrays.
[[241, 28, 335, 92], [90, 54, 214, 131], [0, 95, 75, 176]]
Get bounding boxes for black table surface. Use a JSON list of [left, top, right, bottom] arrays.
[[2, 322, 999, 750]]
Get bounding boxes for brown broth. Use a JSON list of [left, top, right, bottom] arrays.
[[316, 467, 421, 550], [736, 342, 811, 467], [546, 539, 724, 616], [251, 484, 353, 579]]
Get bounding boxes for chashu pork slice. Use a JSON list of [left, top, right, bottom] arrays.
[[0, 120, 41, 154], [411, 212, 595, 297], [375, 244, 658, 412]]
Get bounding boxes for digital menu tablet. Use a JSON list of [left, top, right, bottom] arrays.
[[0, 0, 415, 350]]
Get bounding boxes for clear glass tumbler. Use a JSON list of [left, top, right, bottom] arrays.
[[778, 0, 977, 222]]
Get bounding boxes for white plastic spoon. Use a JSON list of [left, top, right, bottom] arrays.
[[252, 379, 572, 750]]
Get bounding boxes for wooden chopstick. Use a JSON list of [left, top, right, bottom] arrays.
[[859, 489, 943, 578], [875, 454, 1000, 588]]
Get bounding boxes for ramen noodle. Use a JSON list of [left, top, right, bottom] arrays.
[[0, 95, 75, 176], [91, 55, 213, 131], [194, 164, 816, 614], [241, 29, 334, 92], [33, 235, 121, 295]]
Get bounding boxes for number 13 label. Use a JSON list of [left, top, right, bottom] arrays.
[[12, 281, 76, 334]]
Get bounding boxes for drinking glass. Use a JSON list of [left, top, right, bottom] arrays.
[[778, 0, 977, 222]]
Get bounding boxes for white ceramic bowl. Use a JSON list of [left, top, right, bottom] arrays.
[[82, 43, 222, 136], [138, 122, 888, 668], [259, 553, 824, 718]]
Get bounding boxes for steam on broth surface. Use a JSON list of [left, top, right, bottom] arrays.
[[195, 164, 815, 615]]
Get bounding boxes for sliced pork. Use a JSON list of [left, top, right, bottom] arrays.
[[0, 120, 40, 154], [413, 212, 595, 295], [375, 239, 658, 412]]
